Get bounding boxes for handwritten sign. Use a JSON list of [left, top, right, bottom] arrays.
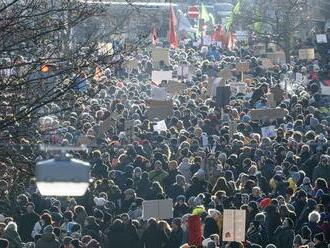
[[151, 86, 167, 100], [299, 49, 315, 60], [146, 100, 173, 120], [222, 210, 246, 242], [151, 71, 173, 85], [261, 125, 276, 137]]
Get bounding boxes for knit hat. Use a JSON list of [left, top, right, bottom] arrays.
[[260, 198, 271, 208], [176, 195, 186, 202], [43, 225, 54, 234]]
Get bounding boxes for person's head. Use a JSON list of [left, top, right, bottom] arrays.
[[40, 213, 52, 226], [26, 202, 35, 214], [172, 218, 182, 231], [176, 174, 186, 186], [313, 233, 325, 245], [308, 211, 320, 223], [154, 160, 162, 171], [0, 239, 9, 248], [120, 213, 130, 225], [63, 236, 73, 248], [293, 234, 303, 248], [4, 222, 17, 232], [255, 212, 266, 223], [282, 218, 294, 229]]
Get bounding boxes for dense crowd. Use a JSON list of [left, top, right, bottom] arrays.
[[0, 39, 330, 248]]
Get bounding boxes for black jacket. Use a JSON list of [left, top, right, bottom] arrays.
[[18, 212, 39, 242], [140, 225, 168, 248], [167, 228, 183, 248], [273, 226, 294, 248]]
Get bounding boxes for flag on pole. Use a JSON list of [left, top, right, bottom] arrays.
[[225, 0, 243, 31], [200, 3, 210, 23], [212, 25, 225, 42], [151, 26, 158, 46], [168, 4, 178, 48]]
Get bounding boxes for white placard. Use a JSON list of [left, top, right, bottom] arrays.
[[151, 86, 167, 100], [261, 125, 276, 137], [222, 210, 246, 242], [316, 34, 327, 44], [296, 73, 303, 83], [151, 71, 173, 85], [153, 120, 167, 133], [230, 82, 247, 95], [142, 199, 173, 220], [203, 35, 212, 46], [177, 65, 189, 78], [321, 84, 330, 96]]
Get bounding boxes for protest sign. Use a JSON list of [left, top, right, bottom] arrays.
[[222, 210, 246, 242], [236, 62, 249, 72], [261, 125, 277, 137], [266, 52, 286, 64], [142, 199, 173, 220], [123, 58, 139, 71], [266, 93, 276, 108], [203, 35, 212, 46], [124, 120, 135, 142], [298, 49, 315, 60], [230, 82, 247, 95], [321, 84, 330, 96], [316, 34, 327, 44], [296, 73, 303, 83], [146, 100, 173, 120], [177, 64, 189, 78], [151, 71, 173, 85], [260, 58, 274, 69], [249, 108, 288, 121], [270, 85, 285, 103], [153, 120, 167, 133], [215, 86, 231, 108], [151, 86, 167, 100], [217, 69, 232, 83], [166, 80, 187, 96], [152, 47, 170, 69]]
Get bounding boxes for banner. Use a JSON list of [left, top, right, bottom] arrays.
[[152, 47, 170, 69], [142, 199, 173, 220], [261, 125, 276, 137], [249, 108, 287, 121], [146, 100, 173, 120], [153, 120, 167, 133], [166, 80, 187, 96], [151, 71, 173, 85], [151, 86, 167, 100], [222, 210, 246, 242], [316, 34, 327, 44], [298, 49, 315, 60]]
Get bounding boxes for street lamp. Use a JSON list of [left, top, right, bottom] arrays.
[[36, 146, 91, 196]]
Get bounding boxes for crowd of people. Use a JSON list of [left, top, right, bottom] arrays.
[[0, 35, 330, 248]]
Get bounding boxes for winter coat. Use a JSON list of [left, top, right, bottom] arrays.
[[167, 184, 185, 200], [163, 170, 179, 193], [167, 228, 183, 248], [313, 164, 330, 185], [203, 217, 219, 238], [3, 229, 23, 248], [178, 161, 192, 181], [18, 212, 39, 242], [173, 204, 189, 218], [140, 225, 168, 248], [246, 228, 263, 246], [149, 169, 168, 185], [273, 226, 294, 248], [35, 233, 60, 248], [83, 223, 101, 240], [105, 223, 133, 248]]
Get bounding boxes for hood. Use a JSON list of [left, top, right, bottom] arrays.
[[41, 233, 56, 241]]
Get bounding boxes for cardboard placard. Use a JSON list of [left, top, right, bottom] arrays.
[[249, 108, 287, 121], [316, 34, 327, 44], [230, 82, 247, 95], [146, 100, 173, 120], [166, 80, 187, 96], [217, 69, 232, 82], [152, 47, 170, 69], [260, 58, 274, 69], [222, 210, 246, 242], [123, 58, 139, 71], [321, 85, 330, 96], [266, 52, 286, 64], [151, 86, 167, 100], [177, 65, 189, 78], [151, 71, 173, 85], [236, 62, 249, 72], [261, 125, 276, 137], [153, 120, 167, 133], [299, 49, 315, 60], [142, 199, 173, 220]]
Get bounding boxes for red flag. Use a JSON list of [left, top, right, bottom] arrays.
[[151, 26, 157, 46], [227, 32, 237, 51], [212, 25, 225, 42], [168, 5, 178, 48]]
